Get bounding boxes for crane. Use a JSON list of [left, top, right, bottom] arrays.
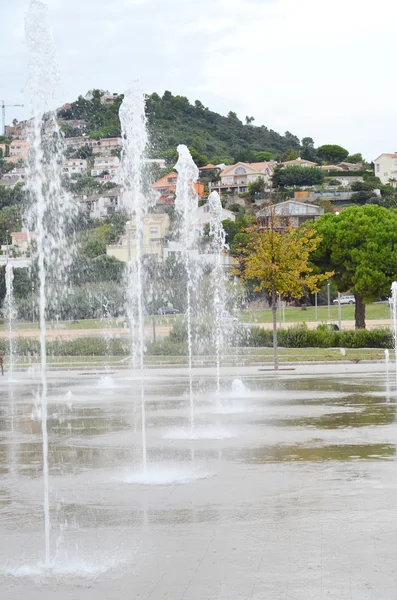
[[1, 100, 24, 136]]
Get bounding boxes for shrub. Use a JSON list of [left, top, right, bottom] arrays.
[[235, 325, 393, 349], [146, 340, 186, 356]]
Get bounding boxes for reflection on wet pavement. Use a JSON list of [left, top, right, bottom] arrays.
[[1, 367, 397, 599]]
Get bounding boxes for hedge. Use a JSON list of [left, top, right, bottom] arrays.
[[0, 325, 392, 357], [238, 325, 393, 349]]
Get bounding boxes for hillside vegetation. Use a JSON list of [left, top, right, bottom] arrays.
[[58, 89, 302, 164]]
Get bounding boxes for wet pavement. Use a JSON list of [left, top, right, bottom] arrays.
[[1, 364, 397, 599]]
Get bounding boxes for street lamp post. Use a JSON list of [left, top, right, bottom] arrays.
[[327, 282, 331, 321], [315, 292, 318, 321]]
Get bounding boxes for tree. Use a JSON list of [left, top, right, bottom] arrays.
[[245, 116, 255, 125], [311, 205, 397, 328], [284, 131, 300, 147], [273, 166, 324, 188], [248, 176, 265, 201], [74, 145, 92, 159], [239, 218, 330, 369], [345, 153, 364, 164], [189, 147, 209, 167], [317, 144, 349, 164], [282, 149, 299, 162], [301, 137, 316, 162], [254, 151, 275, 162]]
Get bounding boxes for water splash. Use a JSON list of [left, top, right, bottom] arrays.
[[391, 282, 397, 387], [123, 464, 213, 485], [119, 83, 148, 470], [3, 264, 17, 378], [208, 191, 228, 395], [175, 145, 199, 432], [385, 348, 390, 399], [231, 378, 249, 397], [25, 0, 77, 566], [97, 375, 116, 389]]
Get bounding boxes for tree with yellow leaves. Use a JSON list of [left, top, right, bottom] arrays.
[[239, 215, 332, 369]]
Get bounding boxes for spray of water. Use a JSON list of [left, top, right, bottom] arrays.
[[385, 348, 390, 398], [25, 0, 77, 565], [175, 145, 199, 431], [208, 192, 228, 395], [3, 264, 17, 378], [119, 84, 148, 470], [391, 282, 397, 388]]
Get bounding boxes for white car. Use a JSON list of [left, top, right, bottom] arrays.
[[333, 295, 355, 305]]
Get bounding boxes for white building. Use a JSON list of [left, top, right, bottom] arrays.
[[196, 203, 236, 227], [373, 153, 397, 185], [62, 159, 87, 177], [257, 200, 324, 229], [210, 161, 274, 194], [281, 157, 318, 168], [85, 188, 121, 219], [1, 166, 27, 182], [91, 156, 120, 177]]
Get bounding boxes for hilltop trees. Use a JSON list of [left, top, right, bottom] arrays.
[[311, 205, 397, 328], [317, 144, 349, 164]]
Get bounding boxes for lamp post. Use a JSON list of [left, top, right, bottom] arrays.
[[327, 282, 331, 321], [126, 221, 131, 261], [315, 292, 318, 321]]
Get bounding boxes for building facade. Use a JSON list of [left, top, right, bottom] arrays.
[[61, 159, 87, 177], [257, 200, 324, 229], [107, 213, 171, 262], [373, 154, 397, 185], [209, 161, 274, 194]]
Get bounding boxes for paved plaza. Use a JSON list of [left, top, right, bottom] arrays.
[[1, 364, 397, 599]]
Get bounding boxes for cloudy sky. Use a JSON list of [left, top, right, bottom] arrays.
[[1, 0, 396, 160]]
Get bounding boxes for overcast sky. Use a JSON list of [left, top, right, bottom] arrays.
[[1, 0, 396, 160]]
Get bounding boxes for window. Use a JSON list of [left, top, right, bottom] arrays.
[[150, 228, 158, 234], [376, 164, 380, 172], [384, 172, 389, 177], [235, 166, 247, 175]]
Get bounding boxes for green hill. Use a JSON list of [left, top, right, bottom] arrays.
[[58, 89, 302, 165]]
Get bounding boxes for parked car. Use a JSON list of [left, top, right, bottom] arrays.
[[333, 295, 355, 305], [158, 306, 179, 315], [317, 323, 340, 331], [219, 310, 239, 323]]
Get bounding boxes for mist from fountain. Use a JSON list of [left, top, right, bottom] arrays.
[[3, 265, 17, 379], [208, 191, 228, 395], [119, 84, 149, 470], [25, 0, 78, 566], [391, 282, 397, 387], [175, 145, 200, 432]]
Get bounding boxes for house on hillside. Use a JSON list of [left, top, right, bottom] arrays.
[[152, 172, 205, 204], [62, 159, 87, 177], [373, 154, 397, 186], [91, 156, 120, 177], [257, 200, 324, 229], [209, 161, 274, 194], [85, 188, 122, 219], [281, 158, 318, 168], [91, 137, 122, 155], [196, 203, 236, 227], [107, 213, 170, 262], [1, 166, 27, 183], [338, 162, 363, 171], [5, 140, 30, 163]]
